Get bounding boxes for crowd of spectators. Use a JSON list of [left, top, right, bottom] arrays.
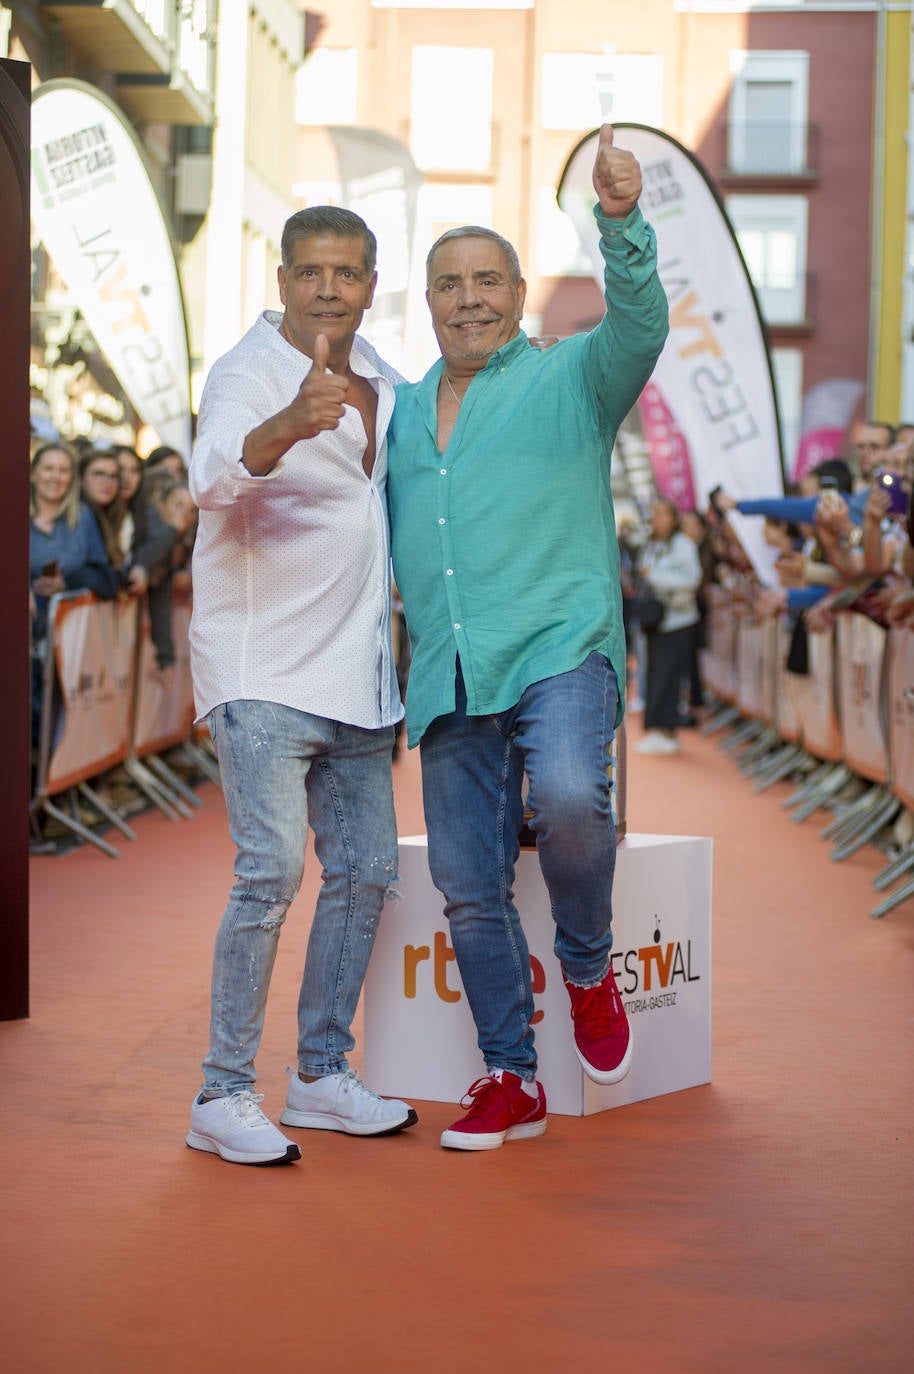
[[30, 413, 914, 826], [620, 418, 914, 760], [708, 419, 914, 643], [29, 436, 197, 827]]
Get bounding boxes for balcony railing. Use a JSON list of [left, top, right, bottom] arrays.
[[39, 0, 215, 123]]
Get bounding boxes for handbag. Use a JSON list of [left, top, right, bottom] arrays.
[[635, 591, 664, 633]]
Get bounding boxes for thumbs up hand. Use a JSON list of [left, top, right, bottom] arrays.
[[592, 124, 642, 219], [286, 333, 350, 439]]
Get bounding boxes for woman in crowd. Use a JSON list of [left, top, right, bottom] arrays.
[[78, 448, 128, 580], [145, 444, 188, 482], [140, 476, 197, 676], [112, 445, 149, 588], [29, 442, 120, 748], [635, 496, 703, 756], [112, 444, 197, 671], [30, 443, 119, 630]]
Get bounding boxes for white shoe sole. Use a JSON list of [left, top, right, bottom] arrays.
[[573, 1028, 634, 1086], [440, 1117, 547, 1151], [279, 1106, 419, 1136], [185, 1130, 301, 1165]]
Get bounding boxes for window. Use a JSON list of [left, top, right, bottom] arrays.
[[419, 183, 494, 246], [771, 348, 803, 468], [411, 48, 493, 172], [541, 52, 663, 132], [728, 51, 808, 175], [296, 49, 358, 126], [726, 195, 808, 326]]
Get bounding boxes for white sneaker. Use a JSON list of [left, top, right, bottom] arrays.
[[280, 1070, 418, 1136], [654, 735, 681, 754], [186, 1090, 301, 1165], [635, 732, 680, 755]]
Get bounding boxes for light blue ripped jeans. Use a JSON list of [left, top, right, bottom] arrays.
[[201, 699, 398, 1095]]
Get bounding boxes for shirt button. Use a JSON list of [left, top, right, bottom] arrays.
[[446, 569, 454, 576], [440, 468, 447, 476], [438, 518, 446, 525], [454, 623, 461, 630]]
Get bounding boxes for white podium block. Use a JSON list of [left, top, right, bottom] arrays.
[[364, 834, 712, 1116]]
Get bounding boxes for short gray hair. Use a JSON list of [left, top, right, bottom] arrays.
[[426, 225, 522, 287], [281, 206, 377, 274]]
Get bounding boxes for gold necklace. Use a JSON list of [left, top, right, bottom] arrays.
[[443, 372, 463, 405]]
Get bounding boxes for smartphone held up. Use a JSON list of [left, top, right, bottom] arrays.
[[872, 468, 910, 520]]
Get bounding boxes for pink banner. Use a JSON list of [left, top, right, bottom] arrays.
[[794, 428, 846, 482], [792, 378, 865, 481], [637, 382, 697, 510]]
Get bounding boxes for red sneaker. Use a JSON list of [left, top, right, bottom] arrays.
[[440, 1073, 547, 1151], [563, 966, 633, 1085]]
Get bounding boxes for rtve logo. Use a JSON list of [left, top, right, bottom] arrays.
[[404, 932, 548, 1023], [403, 916, 699, 1023]]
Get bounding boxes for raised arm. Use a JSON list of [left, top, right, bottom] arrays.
[[582, 126, 670, 431]]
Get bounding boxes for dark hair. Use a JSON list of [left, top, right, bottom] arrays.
[[810, 457, 853, 493], [863, 421, 896, 446], [145, 445, 187, 475], [110, 445, 142, 466], [426, 225, 522, 288], [281, 207, 377, 274], [681, 508, 709, 535], [76, 449, 125, 567]]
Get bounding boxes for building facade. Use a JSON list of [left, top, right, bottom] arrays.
[[8, 0, 305, 445], [297, 0, 910, 470]]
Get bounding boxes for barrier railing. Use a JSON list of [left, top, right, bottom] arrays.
[[30, 589, 218, 857], [701, 590, 914, 918]]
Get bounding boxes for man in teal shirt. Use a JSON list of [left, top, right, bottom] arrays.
[[387, 126, 669, 1150]]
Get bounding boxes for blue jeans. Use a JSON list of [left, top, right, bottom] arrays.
[[420, 652, 619, 1080], [201, 699, 398, 1095]]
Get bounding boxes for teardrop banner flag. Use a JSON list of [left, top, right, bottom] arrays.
[[30, 80, 192, 458], [557, 124, 785, 502]]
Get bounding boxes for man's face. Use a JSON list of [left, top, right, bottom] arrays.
[[426, 237, 526, 373], [278, 233, 376, 362], [854, 424, 892, 479]]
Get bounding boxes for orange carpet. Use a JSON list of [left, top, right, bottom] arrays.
[[5, 724, 913, 1373]]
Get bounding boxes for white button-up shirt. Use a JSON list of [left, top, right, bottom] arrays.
[[188, 312, 404, 730]]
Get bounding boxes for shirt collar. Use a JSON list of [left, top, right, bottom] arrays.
[[258, 311, 385, 381], [422, 329, 531, 398]]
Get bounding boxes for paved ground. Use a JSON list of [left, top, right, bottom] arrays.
[[6, 721, 913, 1373]]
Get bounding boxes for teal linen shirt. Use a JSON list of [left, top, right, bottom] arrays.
[[388, 204, 669, 747]]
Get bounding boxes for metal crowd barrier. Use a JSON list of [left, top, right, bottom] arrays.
[[30, 588, 219, 858], [700, 586, 914, 918]]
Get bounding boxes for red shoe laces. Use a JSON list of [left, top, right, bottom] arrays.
[[460, 1076, 507, 1117], [571, 983, 621, 1038]]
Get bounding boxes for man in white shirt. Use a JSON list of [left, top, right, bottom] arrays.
[[185, 207, 417, 1166]]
